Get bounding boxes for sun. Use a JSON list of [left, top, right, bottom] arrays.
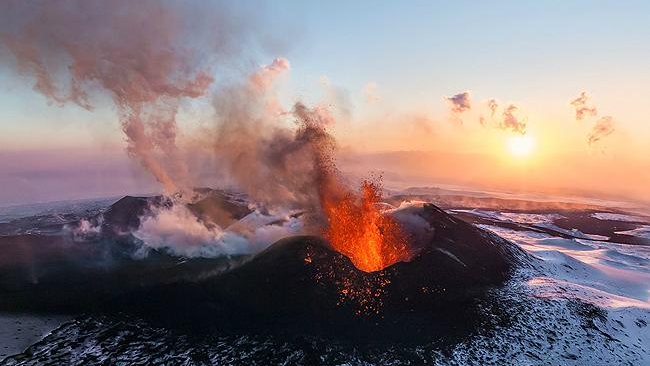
[[507, 134, 535, 158]]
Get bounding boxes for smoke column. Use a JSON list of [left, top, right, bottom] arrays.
[[0, 0, 257, 194]]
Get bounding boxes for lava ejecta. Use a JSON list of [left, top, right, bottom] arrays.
[[322, 180, 411, 272]]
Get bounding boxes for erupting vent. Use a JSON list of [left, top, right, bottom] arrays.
[[323, 180, 411, 272]]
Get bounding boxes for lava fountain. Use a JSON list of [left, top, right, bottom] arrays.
[[322, 179, 411, 272]]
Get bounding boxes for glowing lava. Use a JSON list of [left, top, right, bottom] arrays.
[[322, 180, 410, 272]]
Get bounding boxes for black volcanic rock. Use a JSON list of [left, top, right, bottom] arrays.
[[108, 203, 525, 342], [99, 190, 252, 236], [100, 195, 166, 235], [187, 192, 252, 228], [0, 197, 524, 343]]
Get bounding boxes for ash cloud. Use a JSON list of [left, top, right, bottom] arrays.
[[588, 116, 615, 145], [570, 91, 598, 121], [0, 1, 349, 258], [0, 0, 259, 195], [211, 60, 340, 214]]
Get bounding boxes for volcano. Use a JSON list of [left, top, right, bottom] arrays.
[[104, 202, 524, 342], [0, 190, 524, 344]]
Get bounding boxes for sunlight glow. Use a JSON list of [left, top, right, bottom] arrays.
[[507, 134, 535, 158]]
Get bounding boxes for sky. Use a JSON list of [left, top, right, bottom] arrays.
[[0, 0, 648, 206]]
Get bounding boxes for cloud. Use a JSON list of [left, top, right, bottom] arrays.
[[500, 104, 527, 135], [487, 99, 498, 117], [588, 116, 615, 145], [446, 91, 472, 114], [478, 98, 526, 134], [479, 98, 499, 126], [570, 91, 598, 121]]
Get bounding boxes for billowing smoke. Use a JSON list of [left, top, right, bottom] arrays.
[[588, 116, 615, 145], [446, 91, 472, 114], [0, 0, 256, 194], [133, 204, 303, 258], [500, 104, 527, 135], [128, 59, 349, 257], [570, 91, 598, 121], [211, 60, 340, 214], [0, 1, 349, 258]]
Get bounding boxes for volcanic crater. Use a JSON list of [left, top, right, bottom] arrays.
[[0, 189, 525, 345]]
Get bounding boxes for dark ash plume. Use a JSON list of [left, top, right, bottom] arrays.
[[211, 59, 340, 215]]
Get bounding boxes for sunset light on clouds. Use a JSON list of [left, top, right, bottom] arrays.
[[0, 0, 648, 206], [1, 2, 650, 364]]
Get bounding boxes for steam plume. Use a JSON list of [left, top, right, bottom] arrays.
[[0, 0, 255, 194], [588, 116, 615, 145], [570, 91, 598, 121]]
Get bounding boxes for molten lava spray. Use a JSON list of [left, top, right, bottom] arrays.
[[322, 179, 410, 272]]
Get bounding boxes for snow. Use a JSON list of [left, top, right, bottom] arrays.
[[470, 224, 650, 364], [616, 225, 650, 240], [592, 212, 648, 223], [450, 209, 563, 224]]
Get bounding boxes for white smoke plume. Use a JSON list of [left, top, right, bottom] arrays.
[[133, 203, 303, 258], [570, 91, 598, 121]]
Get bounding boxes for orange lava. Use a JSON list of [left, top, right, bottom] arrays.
[[322, 180, 410, 272]]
